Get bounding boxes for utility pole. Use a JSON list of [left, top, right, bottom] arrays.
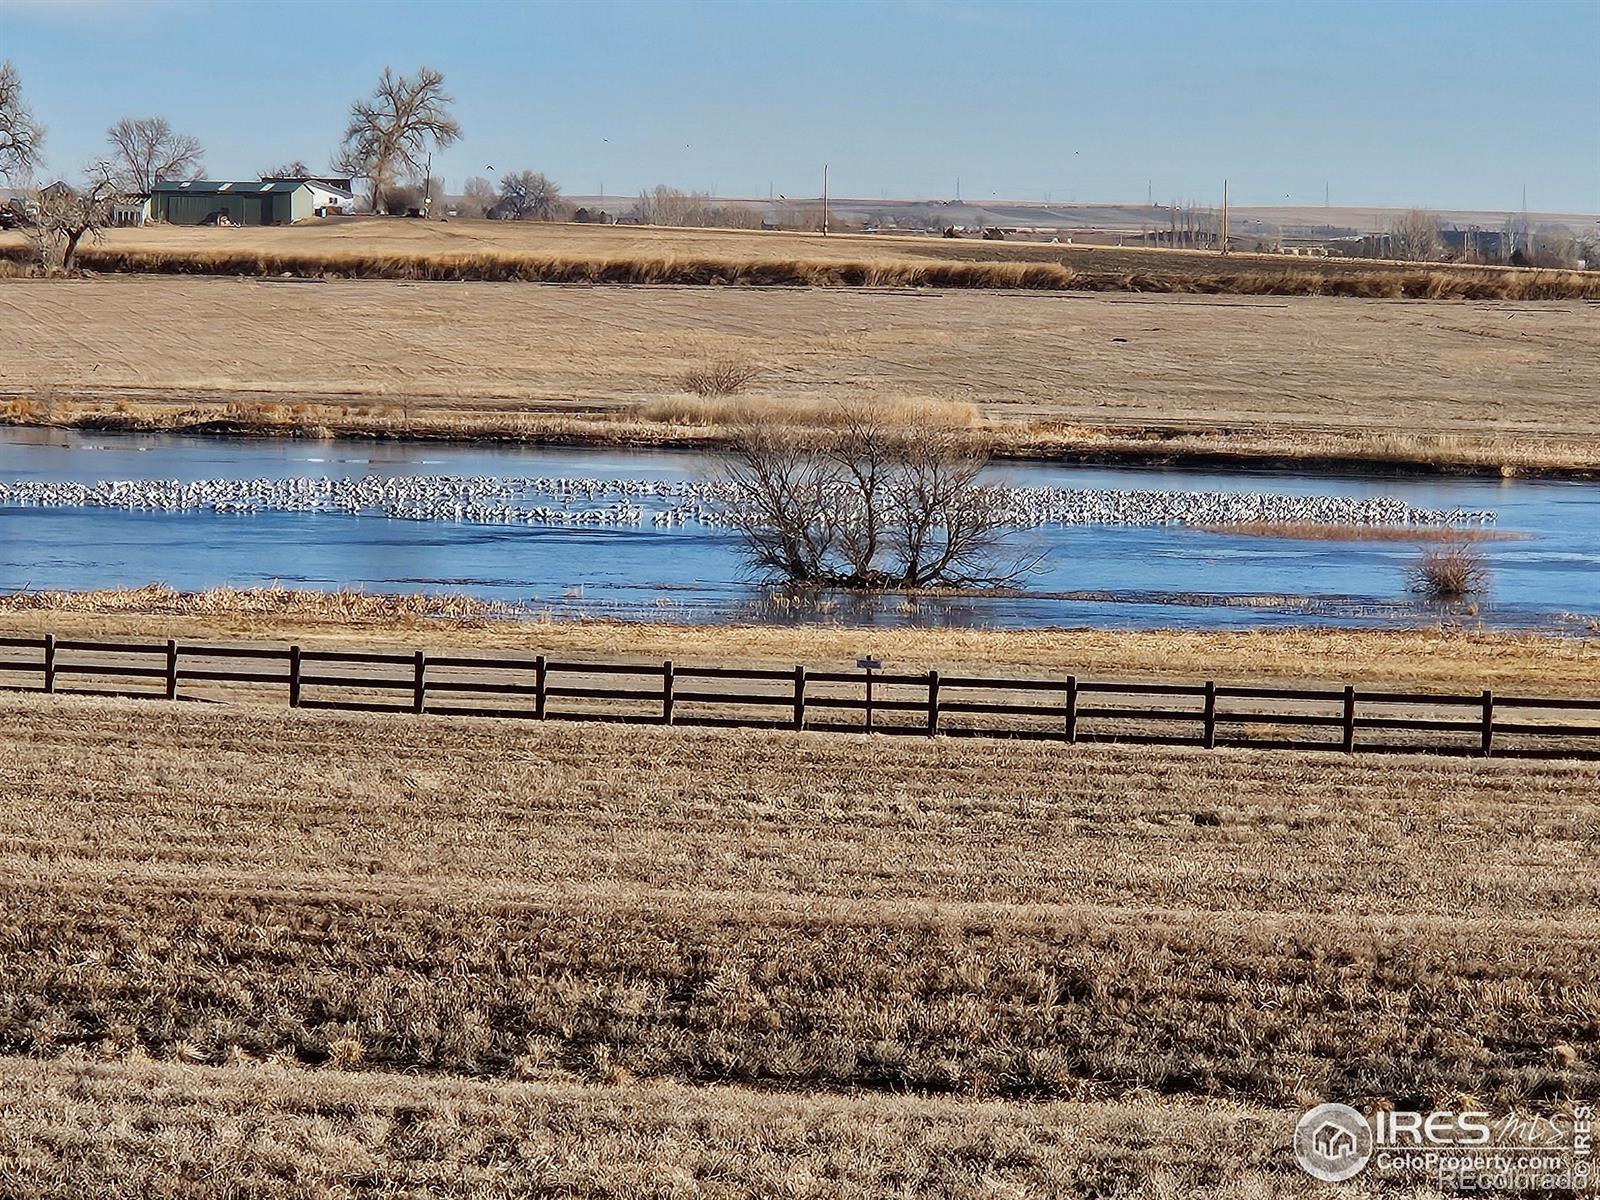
[[1220, 179, 1229, 255], [821, 164, 828, 236]]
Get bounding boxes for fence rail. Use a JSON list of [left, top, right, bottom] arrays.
[[1, 632, 1597, 759]]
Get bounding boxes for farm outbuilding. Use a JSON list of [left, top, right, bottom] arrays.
[[150, 180, 343, 225]]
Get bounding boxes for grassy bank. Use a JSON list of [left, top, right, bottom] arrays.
[[5, 391, 1599, 478], [5, 237, 1598, 300], [3, 585, 1598, 692]]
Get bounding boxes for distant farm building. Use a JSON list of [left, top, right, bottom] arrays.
[[110, 195, 151, 227], [150, 179, 355, 225]]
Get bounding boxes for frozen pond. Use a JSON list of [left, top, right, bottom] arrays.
[[0, 427, 1596, 630]]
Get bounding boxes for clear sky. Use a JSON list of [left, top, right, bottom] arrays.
[[2, 0, 1596, 212]]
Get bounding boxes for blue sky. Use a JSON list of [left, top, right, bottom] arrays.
[[2, 0, 1596, 211]]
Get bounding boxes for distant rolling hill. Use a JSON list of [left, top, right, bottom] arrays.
[[566, 195, 1597, 240]]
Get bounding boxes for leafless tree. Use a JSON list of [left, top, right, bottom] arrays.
[[459, 175, 496, 218], [335, 66, 461, 213], [1526, 226, 1580, 269], [259, 160, 312, 180], [682, 355, 759, 397], [31, 162, 124, 272], [377, 183, 422, 216], [0, 59, 44, 184], [497, 170, 562, 220], [1389, 209, 1442, 262], [105, 117, 204, 193], [627, 184, 761, 229], [720, 413, 1033, 589], [721, 428, 841, 586]]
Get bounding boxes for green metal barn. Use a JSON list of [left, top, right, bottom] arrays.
[[150, 180, 315, 225]]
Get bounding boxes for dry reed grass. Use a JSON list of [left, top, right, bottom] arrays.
[[4, 238, 1594, 299], [0, 582, 522, 625], [639, 393, 979, 430]]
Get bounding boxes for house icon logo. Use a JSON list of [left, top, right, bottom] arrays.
[[1293, 1103, 1373, 1182]]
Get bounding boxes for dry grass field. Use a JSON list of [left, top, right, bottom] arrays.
[[0, 1059, 1403, 1199], [4, 216, 1596, 297], [3, 271, 1598, 472], [0, 690, 1594, 1195]]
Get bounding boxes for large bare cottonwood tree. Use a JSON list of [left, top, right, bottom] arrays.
[[722, 413, 1032, 589], [106, 117, 204, 193], [1389, 209, 1442, 262], [335, 66, 461, 213], [0, 59, 44, 183], [496, 170, 562, 220], [459, 175, 496, 218], [31, 162, 122, 272]]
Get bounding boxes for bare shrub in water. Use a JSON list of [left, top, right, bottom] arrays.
[[1409, 542, 1491, 602]]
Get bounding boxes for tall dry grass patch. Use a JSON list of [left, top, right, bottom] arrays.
[[640, 394, 979, 431], [1409, 542, 1492, 601], [14, 238, 1594, 299]]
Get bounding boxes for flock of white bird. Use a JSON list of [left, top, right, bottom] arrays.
[[0, 474, 1495, 530]]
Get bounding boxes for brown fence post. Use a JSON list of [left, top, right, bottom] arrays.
[[1342, 685, 1356, 752], [1064, 675, 1078, 743], [412, 651, 427, 714], [662, 660, 675, 726], [1203, 680, 1216, 749], [793, 665, 806, 731], [535, 654, 548, 720], [165, 639, 178, 701], [43, 633, 56, 694], [288, 645, 302, 708], [1480, 689, 1494, 757], [864, 665, 874, 733], [927, 670, 940, 736]]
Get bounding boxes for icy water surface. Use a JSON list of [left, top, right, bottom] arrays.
[[0, 427, 1595, 630]]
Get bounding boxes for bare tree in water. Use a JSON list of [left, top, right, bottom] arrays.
[[721, 412, 1033, 589]]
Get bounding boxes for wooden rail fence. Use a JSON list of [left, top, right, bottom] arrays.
[[2, 633, 1598, 759]]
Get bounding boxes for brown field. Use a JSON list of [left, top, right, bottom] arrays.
[[4, 216, 1596, 297], [0, 690, 1594, 1195], [3, 270, 1598, 473], [1, 1058, 1408, 1199]]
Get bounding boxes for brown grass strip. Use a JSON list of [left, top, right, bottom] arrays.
[[5, 240, 1595, 299]]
